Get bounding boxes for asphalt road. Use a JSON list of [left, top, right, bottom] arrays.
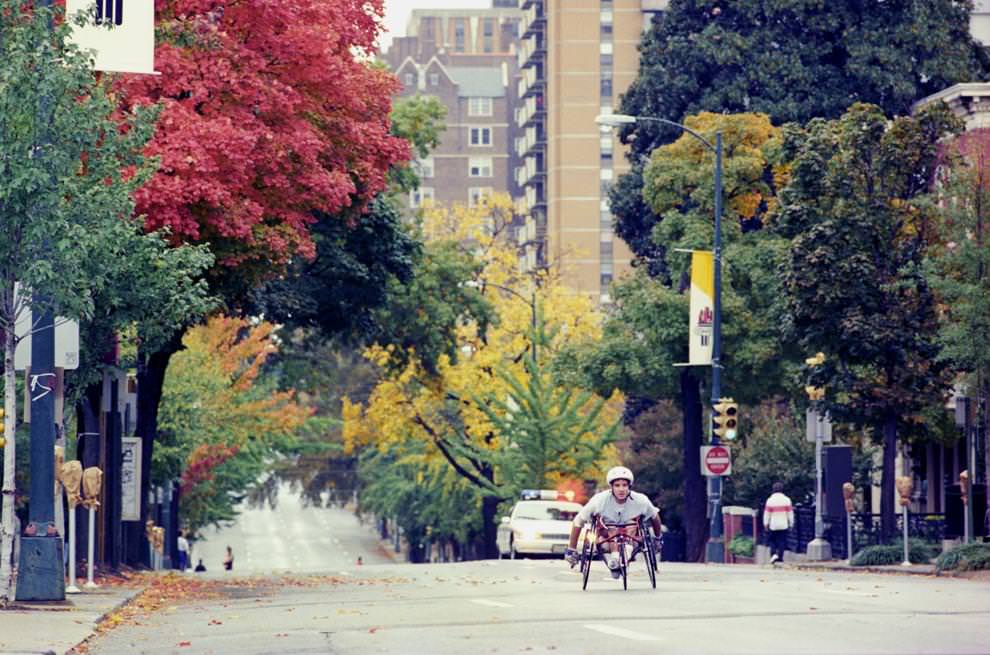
[[84, 557, 990, 654], [189, 487, 394, 574]]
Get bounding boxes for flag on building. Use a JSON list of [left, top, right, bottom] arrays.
[[689, 250, 714, 366], [67, 0, 155, 74]]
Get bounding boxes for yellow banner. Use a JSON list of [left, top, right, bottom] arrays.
[[689, 251, 714, 366]]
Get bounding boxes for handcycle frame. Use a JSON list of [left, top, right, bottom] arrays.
[[578, 515, 658, 590]]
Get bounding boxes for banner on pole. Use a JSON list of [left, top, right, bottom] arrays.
[[67, 0, 155, 74], [689, 250, 714, 366]]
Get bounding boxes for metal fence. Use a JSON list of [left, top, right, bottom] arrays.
[[763, 505, 946, 560]]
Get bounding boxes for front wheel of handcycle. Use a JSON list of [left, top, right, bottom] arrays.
[[644, 540, 657, 589], [619, 542, 628, 590], [580, 538, 593, 590]]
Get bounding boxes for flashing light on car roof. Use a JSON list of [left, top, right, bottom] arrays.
[[520, 489, 576, 501]]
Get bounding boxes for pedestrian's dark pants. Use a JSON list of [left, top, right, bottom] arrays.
[[769, 529, 788, 561], [177, 551, 188, 571]]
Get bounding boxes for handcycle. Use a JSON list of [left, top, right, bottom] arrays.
[[577, 515, 659, 590]]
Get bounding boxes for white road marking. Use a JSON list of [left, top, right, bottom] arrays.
[[470, 599, 514, 608], [583, 625, 659, 642]]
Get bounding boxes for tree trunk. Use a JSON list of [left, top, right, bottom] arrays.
[[1, 326, 19, 604], [880, 414, 897, 542], [680, 369, 707, 562], [75, 382, 101, 469], [129, 332, 183, 567], [481, 494, 500, 560]]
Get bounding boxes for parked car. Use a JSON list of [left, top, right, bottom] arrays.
[[497, 490, 582, 559]]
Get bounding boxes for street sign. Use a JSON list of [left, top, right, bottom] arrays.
[[701, 445, 732, 477], [806, 409, 833, 443]]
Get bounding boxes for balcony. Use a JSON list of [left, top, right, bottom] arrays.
[[518, 33, 545, 69], [520, 65, 545, 99], [521, 1, 544, 39]]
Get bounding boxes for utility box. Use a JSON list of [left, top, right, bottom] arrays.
[[722, 505, 758, 563]]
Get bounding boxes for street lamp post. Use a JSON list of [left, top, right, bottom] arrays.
[[596, 113, 726, 563]]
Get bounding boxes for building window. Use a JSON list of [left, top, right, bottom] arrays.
[[600, 230, 613, 243], [600, 42, 613, 55], [600, 272, 613, 289], [469, 97, 493, 116], [404, 72, 415, 85], [601, 210, 612, 228], [600, 77, 613, 98], [600, 53, 613, 68], [415, 157, 434, 179], [470, 126, 492, 146], [454, 19, 466, 52], [409, 186, 435, 208], [600, 168, 614, 181], [601, 22, 613, 39], [429, 73, 439, 86], [600, 260, 614, 275], [468, 187, 493, 207], [600, 135, 613, 153], [601, 151, 613, 165], [600, 9, 613, 24], [469, 157, 493, 177], [600, 241, 614, 258], [483, 17, 495, 53]]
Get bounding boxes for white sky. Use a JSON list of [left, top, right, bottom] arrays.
[[380, 0, 492, 50]]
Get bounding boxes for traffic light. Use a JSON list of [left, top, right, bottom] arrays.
[[713, 398, 738, 440]]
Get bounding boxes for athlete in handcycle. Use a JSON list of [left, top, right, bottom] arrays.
[[563, 466, 662, 589]]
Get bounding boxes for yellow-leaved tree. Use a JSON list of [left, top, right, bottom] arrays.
[[344, 194, 623, 558]]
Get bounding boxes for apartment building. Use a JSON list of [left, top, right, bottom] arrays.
[[516, 0, 664, 301], [384, 6, 524, 214]]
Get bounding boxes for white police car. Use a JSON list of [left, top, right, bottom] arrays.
[[497, 490, 582, 559]]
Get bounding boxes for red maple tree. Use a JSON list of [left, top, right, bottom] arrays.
[[117, 0, 409, 280]]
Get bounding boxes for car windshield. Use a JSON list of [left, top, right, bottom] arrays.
[[513, 502, 581, 521]]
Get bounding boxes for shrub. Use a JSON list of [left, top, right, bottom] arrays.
[[935, 543, 990, 574], [728, 535, 754, 558], [850, 539, 937, 566]]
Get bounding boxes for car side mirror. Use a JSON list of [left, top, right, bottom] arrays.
[[500, 516, 510, 524]]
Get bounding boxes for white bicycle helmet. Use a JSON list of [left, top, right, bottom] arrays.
[[606, 466, 634, 485]]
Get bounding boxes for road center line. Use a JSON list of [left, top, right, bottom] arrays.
[[470, 599, 514, 608], [584, 624, 659, 642]]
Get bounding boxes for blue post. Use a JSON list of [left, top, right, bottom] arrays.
[[16, 301, 65, 600]]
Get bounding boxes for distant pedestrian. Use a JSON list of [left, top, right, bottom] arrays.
[[763, 481, 794, 565], [194, 559, 206, 573], [223, 545, 234, 571], [356, 556, 363, 566], [176, 530, 190, 571]]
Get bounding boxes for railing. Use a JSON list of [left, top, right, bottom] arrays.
[[764, 505, 948, 560]]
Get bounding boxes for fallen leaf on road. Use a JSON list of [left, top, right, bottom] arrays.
[[209, 619, 223, 625], [369, 627, 380, 634], [178, 641, 191, 647]]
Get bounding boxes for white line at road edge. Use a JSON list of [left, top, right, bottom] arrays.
[[470, 599, 514, 608], [584, 624, 659, 642]]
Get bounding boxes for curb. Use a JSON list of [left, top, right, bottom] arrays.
[[787, 563, 937, 577], [67, 587, 146, 655]]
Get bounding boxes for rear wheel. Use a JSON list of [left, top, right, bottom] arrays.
[[644, 540, 657, 589]]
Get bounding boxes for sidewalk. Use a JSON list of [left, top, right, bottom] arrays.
[[0, 585, 142, 655]]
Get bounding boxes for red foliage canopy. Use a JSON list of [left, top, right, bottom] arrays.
[[117, 0, 408, 277]]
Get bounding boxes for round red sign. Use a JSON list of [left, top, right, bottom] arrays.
[[704, 445, 731, 475]]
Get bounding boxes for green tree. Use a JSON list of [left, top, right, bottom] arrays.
[[388, 94, 447, 195], [778, 102, 962, 540], [926, 128, 990, 513], [613, 0, 990, 270]]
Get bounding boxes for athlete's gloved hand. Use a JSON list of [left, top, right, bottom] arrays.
[[651, 535, 664, 553], [563, 547, 580, 568]]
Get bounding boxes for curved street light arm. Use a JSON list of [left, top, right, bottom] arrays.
[[633, 116, 716, 153]]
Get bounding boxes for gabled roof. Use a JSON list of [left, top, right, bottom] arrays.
[[448, 67, 505, 98]]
